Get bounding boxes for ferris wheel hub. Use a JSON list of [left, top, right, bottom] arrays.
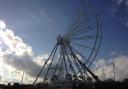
[[57, 35, 62, 42], [57, 35, 70, 46]]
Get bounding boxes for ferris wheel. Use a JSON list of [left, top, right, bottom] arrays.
[[33, 0, 102, 85]]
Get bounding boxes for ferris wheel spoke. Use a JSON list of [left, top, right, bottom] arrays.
[[63, 47, 77, 75], [70, 22, 96, 37], [70, 18, 91, 33], [65, 16, 95, 39], [72, 27, 95, 38], [71, 35, 101, 42], [70, 45, 87, 60], [50, 47, 63, 84], [68, 46, 87, 76], [67, 12, 86, 35], [43, 44, 59, 82], [69, 45, 91, 70], [70, 27, 93, 39], [68, 12, 94, 36], [76, 59, 94, 75], [71, 20, 95, 34], [61, 45, 69, 74], [88, 50, 99, 68], [71, 42, 98, 51], [70, 55, 84, 76], [68, 46, 85, 76], [71, 34, 97, 41], [33, 44, 58, 84], [70, 12, 90, 29]]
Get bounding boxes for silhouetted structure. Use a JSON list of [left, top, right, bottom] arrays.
[[0, 79, 128, 89]]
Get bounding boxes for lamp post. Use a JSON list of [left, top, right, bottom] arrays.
[[112, 63, 115, 81]]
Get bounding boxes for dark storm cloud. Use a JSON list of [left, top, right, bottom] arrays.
[[3, 54, 42, 77]]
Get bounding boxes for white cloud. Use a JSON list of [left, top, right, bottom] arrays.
[[0, 28, 33, 56], [112, 0, 127, 5], [110, 51, 124, 56], [0, 20, 6, 29], [1, 18, 128, 83], [0, 19, 50, 84], [111, 52, 117, 56], [126, 22, 128, 27], [117, 0, 125, 4], [94, 55, 128, 81], [112, 0, 128, 12], [120, 17, 128, 28], [126, 0, 128, 5], [112, 0, 128, 28]]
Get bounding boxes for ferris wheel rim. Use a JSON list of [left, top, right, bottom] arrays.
[[62, 1, 102, 67]]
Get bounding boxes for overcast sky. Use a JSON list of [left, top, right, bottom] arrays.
[[0, 0, 128, 83]]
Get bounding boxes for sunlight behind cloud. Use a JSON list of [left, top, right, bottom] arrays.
[[94, 55, 128, 81], [0, 19, 46, 84]]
